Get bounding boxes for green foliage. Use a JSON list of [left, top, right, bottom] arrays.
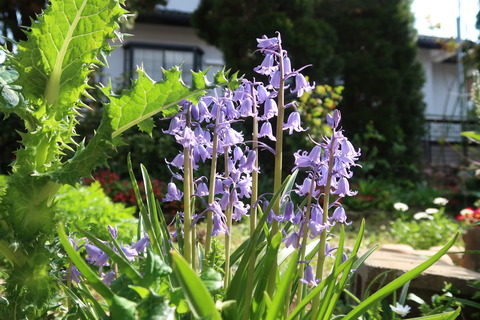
[[55, 181, 137, 243], [296, 84, 342, 145], [319, 0, 425, 180], [391, 206, 460, 250]]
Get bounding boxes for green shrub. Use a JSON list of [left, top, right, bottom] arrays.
[[391, 205, 460, 250], [55, 181, 138, 243]]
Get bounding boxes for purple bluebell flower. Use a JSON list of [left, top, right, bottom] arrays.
[[261, 98, 278, 120], [85, 244, 110, 268], [256, 34, 280, 50], [108, 225, 118, 239], [295, 177, 314, 197], [102, 270, 116, 286], [121, 245, 138, 261], [130, 234, 150, 254], [300, 264, 320, 286], [175, 127, 196, 148], [195, 181, 209, 197], [259, 121, 276, 141], [163, 182, 183, 202], [291, 73, 315, 97], [332, 177, 357, 197], [329, 206, 351, 225], [282, 229, 301, 249], [283, 111, 307, 135], [70, 265, 82, 283]]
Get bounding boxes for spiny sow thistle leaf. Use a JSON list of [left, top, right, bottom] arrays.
[[103, 67, 240, 138], [0, 67, 21, 112], [10, 0, 127, 109]]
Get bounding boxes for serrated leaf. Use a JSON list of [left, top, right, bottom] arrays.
[[111, 295, 137, 320], [137, 292, 175, 320], [137, 118, 155, 136], [10, 0, 127, 109], [141, 249, 172, 288], [104, 67, 240, 138], [200, 267, 223, 292]]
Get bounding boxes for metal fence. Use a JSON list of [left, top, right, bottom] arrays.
[[423, 115, 480, 166]]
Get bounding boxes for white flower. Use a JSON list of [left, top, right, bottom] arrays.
[[393, 202, 409, 212], [425, 208, 439, 214], [390, 302, 411, 317], [413, 212, 434, 220], [460, 208, 474, 216], [433, 197, 448, 206]]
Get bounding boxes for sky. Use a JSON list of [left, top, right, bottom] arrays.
[[163, 0, 480, 41], [412, 0, 479, 40]]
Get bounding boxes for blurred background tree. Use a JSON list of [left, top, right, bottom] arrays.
[[320, 0, 425, 180]]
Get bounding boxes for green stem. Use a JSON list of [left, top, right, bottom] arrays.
[[205, 108, 221, 260], [183, 112, 193, 265], [311, 137, 336, 317], [224, 147, 233, 288], [190, 171, 197, 270], [268, 48, 286, 297], [295, 179, 316, 316], [243, 112, 259, 320]]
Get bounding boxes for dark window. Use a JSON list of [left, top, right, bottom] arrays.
[[123, 42, 203, 86]]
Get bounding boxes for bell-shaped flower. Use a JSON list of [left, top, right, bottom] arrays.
[[282, 230, 301, 249], [175, 126, 196, 148], [233, 202, 250, 221], [291, 73, 314, 97], [209, 202, 229, 236], [85, 244, 110, 268], [300, 264, 320, 286], [326, 109, 341, 130], [195, 181, 209, 197], [102, 270, 116, 286], [130, 234, 150, 254], [259, 121, 276, 141], [239, 150, 258, 173], [108, 225, 118, 239], [254, 53, 277, 76], [283, 111, 306, 135], [257, 84, 270, 103], [163, 182, 183, 202], [261, 98, 278, 120], [278, 200, 295, 223], [329, 206, 351, 225], [270, 70, 281, 88], [238, 97, 255, 117], [332, 177, 357, 197], [121, 245, 138, 261], [283, 56, 292, 75], [256, 34, 280, 50], [295, 177, 314, 197]]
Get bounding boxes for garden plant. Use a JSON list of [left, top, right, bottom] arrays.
[[0, 0, 462, 319]]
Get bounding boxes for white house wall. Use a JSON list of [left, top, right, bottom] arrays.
[[417, 48, 463, 119], [102, 22, 224, 89]]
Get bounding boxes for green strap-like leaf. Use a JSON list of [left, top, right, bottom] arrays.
[[171, 250, 222, 320], [57, 223, 114, 305], [404, 308, 461, 320], [342, 233, 460, 320]]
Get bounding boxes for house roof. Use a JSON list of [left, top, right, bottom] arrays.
[[136, 9, 191, 27]]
